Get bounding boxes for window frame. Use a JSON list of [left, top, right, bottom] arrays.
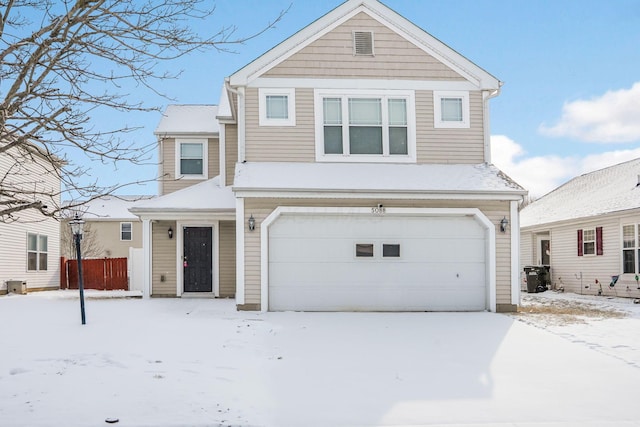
[[622, 223, 639, 274], [314, 89, 416, 163], [582, 228, 596, 256], [26, 232, 48, 272], [120, 222, 133, 241], [433, 90, 470, 129], [175, 139, 208, 180], [259, 88, 296, 127]]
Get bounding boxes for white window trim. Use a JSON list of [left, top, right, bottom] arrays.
[[433, 90, 470, 129], [622, 223, 638, 274], [26, 232, 48, 272], [583, 227, 596, 256], [120, 222, 133, 241], [259, 88, 296, 127], [314, 89, 416, 163], [175, 138, 208, 180]]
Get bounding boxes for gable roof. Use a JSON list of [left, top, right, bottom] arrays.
[[154, 105, 219, 136], [520, 158, 640, 228], [77, 196, 153, 221], [228, 0, 500, 89]]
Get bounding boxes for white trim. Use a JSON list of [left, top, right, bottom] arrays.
[[219, 124, 226, 187], [238, 87, 246, 162], [251, 78, 480, 91], [142, 219, 151, 298], [235, 198, 245, 304], [313, 89, 416, 163], [258, 88, 296, 127], [260, 206, 496, 312], [176, 221, 218, 297], [433, 91, 470, 129], [234, 189, 526, 201], [511, 200, 520, 306], [175, 138, 208, 180]]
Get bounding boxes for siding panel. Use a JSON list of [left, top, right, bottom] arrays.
[[152, 221, 177, 296], [160, 137, 220, 195], [219, 221, 236, 297]]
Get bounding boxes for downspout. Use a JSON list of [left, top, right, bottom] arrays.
[[482, 83, 502, 164], [224, 79, 245, 163]]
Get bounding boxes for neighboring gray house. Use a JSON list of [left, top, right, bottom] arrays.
[[520, 158, 640, 297]]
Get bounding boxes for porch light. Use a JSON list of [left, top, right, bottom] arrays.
[[69, 213, 87, 325], [500, 216, 509, 233], [168, 227, 173, 239], [248, 214, 256, 231]]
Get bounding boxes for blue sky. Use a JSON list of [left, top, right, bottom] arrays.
[[101, 0, 640, 197]]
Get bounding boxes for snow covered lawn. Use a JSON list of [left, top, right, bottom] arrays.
[[1, 290, 640, 427]]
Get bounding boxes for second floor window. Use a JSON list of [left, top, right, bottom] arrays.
[[315, 90, 415, 163], [27, 233, 48, 271], [433, 91, 470, 128], [176, 139, 207, 179], [259, 88, 296, 126], [121, 222, 132, 241]]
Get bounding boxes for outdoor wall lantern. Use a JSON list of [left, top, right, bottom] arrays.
[[248, 214, 256, 231], [168, 227, 173, 239], [500, 216, 509, 233], [69, 213, 87, 325]]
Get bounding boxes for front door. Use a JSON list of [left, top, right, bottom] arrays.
[[183, 227, 212, 293]]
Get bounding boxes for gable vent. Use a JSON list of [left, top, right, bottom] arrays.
[[354, 31, 374, 56]]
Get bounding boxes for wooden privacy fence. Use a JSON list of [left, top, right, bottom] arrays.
[[61, 257, 128, 291]]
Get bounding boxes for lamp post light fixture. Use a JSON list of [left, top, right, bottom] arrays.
[[69, 213, 87, 325]]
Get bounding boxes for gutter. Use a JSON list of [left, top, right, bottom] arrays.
[[225, 79, 245, 162], [483, 83, 503, 164]]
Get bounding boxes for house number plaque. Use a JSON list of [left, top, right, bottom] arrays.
[[371, 204, 386, 215]]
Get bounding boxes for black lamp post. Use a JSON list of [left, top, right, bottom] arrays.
[[69, 213, 86, 325]]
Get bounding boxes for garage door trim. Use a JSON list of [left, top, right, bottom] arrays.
[[260, 207, 496, 312]]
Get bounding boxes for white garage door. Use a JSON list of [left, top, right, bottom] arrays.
[[268, 214, 487, 311]]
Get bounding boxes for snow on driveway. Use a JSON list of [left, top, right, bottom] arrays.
[[1, 290, 639, 427]]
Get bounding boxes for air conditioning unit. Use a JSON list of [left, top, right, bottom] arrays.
[[7, 280, 27, 295]]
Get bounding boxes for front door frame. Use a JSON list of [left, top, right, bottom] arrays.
[[176, 220, 219, 297], [536, 233, 551, 267]]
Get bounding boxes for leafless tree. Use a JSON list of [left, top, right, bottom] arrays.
[[0, 0, 286, 222], [60, 220, 104, 259]]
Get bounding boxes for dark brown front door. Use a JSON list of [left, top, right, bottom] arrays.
[[183, 227, 212, 293]]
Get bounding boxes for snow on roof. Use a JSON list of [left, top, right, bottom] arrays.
[[154, 105, 219, 135], [233, 162, 526, 196], [130, 176, 235, 213], [520, 158, 640, 228], [78, 196, 154, 220]]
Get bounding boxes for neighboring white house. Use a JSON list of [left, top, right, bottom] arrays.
[[131, 0, 527, 312], [0, 142, 61, 294], [520, 158, 640, 298]]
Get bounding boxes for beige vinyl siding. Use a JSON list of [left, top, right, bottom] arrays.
[[61, 220, 142, 259], [219, 221, 236, 297], [0, 146, 60, 292], [245, 87, 315, 162], [225, 124, 239, 185], [160, 137, 220, 195], [243, 198, 512, 308], [523, 213, 640, 297], [151, 220, 177, 296], [416, 90, 485, 164], [265, 12, 464, 81]]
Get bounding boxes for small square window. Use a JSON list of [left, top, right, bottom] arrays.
[[259, 88, 296, 126], [382, 244, 400, 258], [433, 91, 470, 128], [356, 244, 374, 258]]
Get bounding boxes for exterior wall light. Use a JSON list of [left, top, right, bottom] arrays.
[[248, 214, 256, 231], [168, 227, 173, 239], [500, 216, 509, 233]]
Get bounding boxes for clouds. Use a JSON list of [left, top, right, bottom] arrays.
[[540, 82, 640, 143], [490, 135, 640, 198]]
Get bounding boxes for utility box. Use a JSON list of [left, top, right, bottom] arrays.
[[7, 280, 27, 294]]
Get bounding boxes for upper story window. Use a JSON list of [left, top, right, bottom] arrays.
[[27, 233, 48, 271], [121, 222, 132, 241], [433, 91, 470, 129], [175, 139, 207, 180], [259, 88, 296, 126], [314, 89, 416, 163]]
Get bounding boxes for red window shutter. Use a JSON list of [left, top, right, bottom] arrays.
[[577, 229, 584, 257], [596, 226, 603, 255]]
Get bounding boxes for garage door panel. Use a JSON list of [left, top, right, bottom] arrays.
[[268, 213, 488, 312]]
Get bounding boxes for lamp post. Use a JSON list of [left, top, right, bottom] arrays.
[[69, 213, 86, 325]]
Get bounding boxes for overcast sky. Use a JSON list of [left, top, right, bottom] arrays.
[[93, 0, 640, 198]]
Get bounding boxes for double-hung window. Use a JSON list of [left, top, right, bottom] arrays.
[[176, 139, 207, 179], [433, 91, 470, 128], [121, 222, 132, 241], [315, 90, 415, 162], [259, 88, 296, 126], [622, 224, 640, 273], [27, 233, 48, 271]]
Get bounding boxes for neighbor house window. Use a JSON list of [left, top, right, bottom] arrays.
[[27, 233, 48, 271], [382, 244, 400, 258], [433, 91, 470, 128], [355, 244, 374, 258], [577, 227, 602, 257], [121, 222, 132, 241], [315, 89, 415, 162], [259, 88, 296, 126], [622, 224, 639, 273], [176, 139, 207, 179]]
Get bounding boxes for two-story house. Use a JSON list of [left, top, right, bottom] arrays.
[[131, 0, 526, 312]]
